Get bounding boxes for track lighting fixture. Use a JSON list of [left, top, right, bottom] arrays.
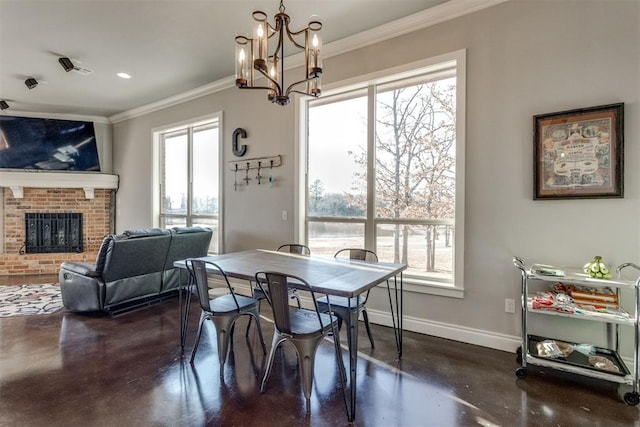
[[0, 100, 9, 110], [25, 78, 38, 90], [58, 57, 75, 72]]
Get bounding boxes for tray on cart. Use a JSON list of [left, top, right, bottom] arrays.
[[528, 335, 629, 376]]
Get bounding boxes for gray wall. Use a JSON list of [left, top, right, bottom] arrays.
[[94, 121, 112, 173], [112, 0, 640, 353]]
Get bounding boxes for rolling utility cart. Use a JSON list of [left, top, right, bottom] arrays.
[[513, 257, 640, 405]]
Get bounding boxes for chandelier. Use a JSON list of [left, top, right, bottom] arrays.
[[235, 0, 322, 106]]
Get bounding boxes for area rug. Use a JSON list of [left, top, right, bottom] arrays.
[[0, 284, 64, 317]]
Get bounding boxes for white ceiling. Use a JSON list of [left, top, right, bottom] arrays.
[[0, 0, 477, 119]]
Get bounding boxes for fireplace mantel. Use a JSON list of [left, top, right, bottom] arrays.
[[0, 170, 119, 199]]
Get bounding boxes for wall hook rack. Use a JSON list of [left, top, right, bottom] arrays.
[[229, 155, 281, 172], [229, 155, 281, 189]]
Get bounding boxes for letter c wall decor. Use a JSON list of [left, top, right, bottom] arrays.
[[232, 127, 248, 157]]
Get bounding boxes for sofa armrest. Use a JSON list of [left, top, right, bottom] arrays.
[[59, 262, 105, 312], [60, 261, 101, 278]]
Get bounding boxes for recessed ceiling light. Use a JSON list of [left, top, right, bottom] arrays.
[[117, 72, 132, 79]]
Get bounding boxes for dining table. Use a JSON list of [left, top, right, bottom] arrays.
[[175, 249, 406, 422]]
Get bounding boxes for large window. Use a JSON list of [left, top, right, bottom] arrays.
[[157, 114, 222, 254], [302, 51, 465, 292]]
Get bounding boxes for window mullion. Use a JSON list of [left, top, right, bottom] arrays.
[[159, 135, 166, 218], [365, 84, 376, 251], [187, 127, 194, 227]]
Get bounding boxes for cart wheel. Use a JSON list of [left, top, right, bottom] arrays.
[[624, 391, 640, 406], [515, 367, 527, 379]]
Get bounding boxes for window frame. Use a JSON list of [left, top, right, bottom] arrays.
[[153, 112, 224, 254], [296, 50, 465, 298]]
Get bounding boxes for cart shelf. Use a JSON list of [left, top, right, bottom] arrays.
[[526, 300, 635, 326], [525, 267, 637, 289]]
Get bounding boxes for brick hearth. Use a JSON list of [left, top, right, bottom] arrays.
[[1, 187, 113, 275]]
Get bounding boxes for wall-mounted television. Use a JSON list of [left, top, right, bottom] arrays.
[[0, 115, 101, 171]]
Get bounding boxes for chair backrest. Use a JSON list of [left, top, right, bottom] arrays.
[[186, 259, 239, 313], [334, 249, 378, 304], [277, 244, 311, 256], [255, 271, 323, 334], [334, 248, 378, 262]]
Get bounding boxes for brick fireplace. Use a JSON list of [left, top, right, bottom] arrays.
[[0, 187, 114, 275], [0, 171, 118, 276]]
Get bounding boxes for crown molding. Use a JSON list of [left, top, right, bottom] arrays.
[[109, 0, 508, 124], [109, 76, 235, 123]]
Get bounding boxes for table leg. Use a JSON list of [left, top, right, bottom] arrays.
[[385, 273, 404, 358], [396, 273, 403, 357], [180, 269, 194, 351], [341, 274, 403, 422], [345, 297, 359, 422]]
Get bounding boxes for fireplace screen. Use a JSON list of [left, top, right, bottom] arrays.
[[24, 213, 83, 253]]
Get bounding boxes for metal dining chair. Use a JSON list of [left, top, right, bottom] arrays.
[[316, 248, 378, 348], [253, 244, 309, 307], [276, 243, 311, 256], [255, 270, 345, 414], [246, 243, 308, 336], [186, 259, 266, 377]]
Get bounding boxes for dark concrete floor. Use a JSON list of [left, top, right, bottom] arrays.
[[1, 276, 639, 426]]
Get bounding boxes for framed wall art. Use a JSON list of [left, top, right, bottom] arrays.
[[533, 103, 624, 200]]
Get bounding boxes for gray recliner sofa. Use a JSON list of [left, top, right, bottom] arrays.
[[59, 226, 212, 313]]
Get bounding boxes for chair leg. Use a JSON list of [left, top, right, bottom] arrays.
[[251, 309, 267, 354], [245, 314, 253, 337], [261, 333, 285, 393], [292, 335, 324, 414], [190, 312, 207, 364], [361, 308, 375, 349], [330, 318, 347, 391], [291, 291, 302, 309], [211, 314, 239, 378], [245, 300, 262, 337]]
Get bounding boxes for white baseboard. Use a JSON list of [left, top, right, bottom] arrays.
[[284, 288, 522, 354], [365, 308, 522, 354]]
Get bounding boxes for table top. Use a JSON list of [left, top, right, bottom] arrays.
[[175, 249, 407, 298]]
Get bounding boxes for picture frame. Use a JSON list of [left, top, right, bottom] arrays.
[[533, 103, 624, 200]]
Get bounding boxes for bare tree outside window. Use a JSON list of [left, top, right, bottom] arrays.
[[383, 78, 455, 270], [350, 77, 456, 272], [306, 61, 461, 282]]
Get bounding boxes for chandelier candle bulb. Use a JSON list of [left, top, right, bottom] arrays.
[[256, 24, 264, 59], [308, 20, 322, 77], [238, 49, 245, 80], [270, 56, 278, 82], [312, 36, 319, 68], [235, 36, 251, 87], [253, 12, 268, 70]]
